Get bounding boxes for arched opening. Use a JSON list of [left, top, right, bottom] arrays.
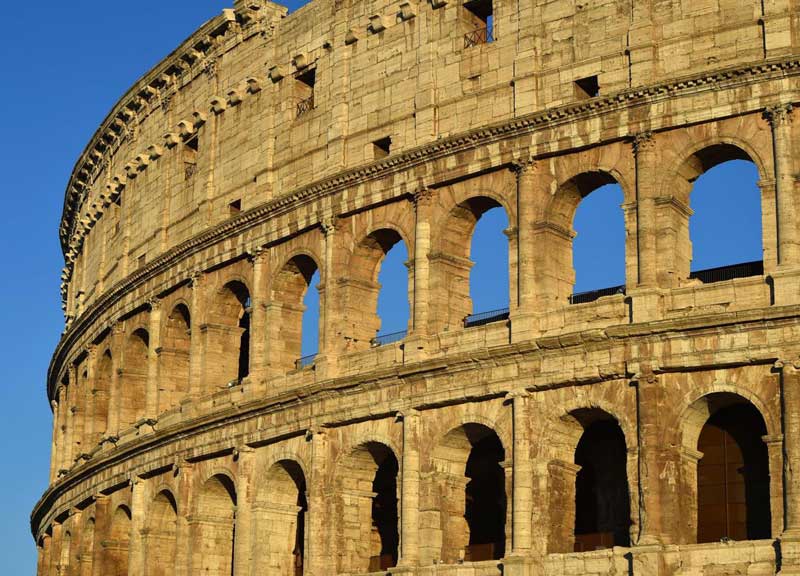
[[60, 530, 72, 572], [257, 460, 308, 575], [145, 490, 178, 576], [573, 413, 631, 551], [159, 304, 191, 412], [91, 350, 111, 444], [269, 254, 319, 372], [301, 269, 320, 365], [206, 281, 251, 387], [684, 393, 771, 543], [81, 517, 95, 575], [119, 328, 149, 429], [338, 442, 399, 572], [428, 424, 507, 564], [674, 144, 763, 283], [105, 505, 131, 576], [344, 229, 411, 348], [432, 196, 510, 330], [193, 474, 237, 576], [572, 180, 626, 301]]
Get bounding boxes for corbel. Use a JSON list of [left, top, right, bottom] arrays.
[[368, 14, 388, 34], [147, 144, 164, 160], [345, 29, 360, 45], [163, 132, 181, 149], [135, 154, 150, 170], [192, 111, 207, 128], [183, 48, 203, 64], [112, 174, 126, 189], [292, 53, 308, 70], [398, 2, 416, 20], [428, 0, 447, 8], [118, 108, 135, 121], [227, 88, 243, 106], [110, 118, 126, 133], [177, 119, 196, 139], [140, 85, 158, 100], [124, 161, 138, 179], [245, 77, 262, 94], [268, 64, 285, 83], [210, 96, 227, 115]]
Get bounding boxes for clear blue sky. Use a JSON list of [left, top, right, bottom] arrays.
[[0, 2, 761, 573]]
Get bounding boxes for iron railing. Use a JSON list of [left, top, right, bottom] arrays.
[[295, 353, 317, 370], [464, 25, 494, 48], [371, 330, 408, 347], [689, 260, 763, 284], [464, 307, 509, 328], [296, 94, 315, 118], [569, 284, 626, 305]]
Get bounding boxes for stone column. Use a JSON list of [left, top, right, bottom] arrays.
[[50, 399, 60, 483], [174, 464, 192, 576], [51, 523, 63, 576], [317, 219, 339, 378], [233, 448, 254, 576], [398, 411, 420, 567], [306, 430, 329, 576], [55, 386, 68, 474], [91, 496, 111, 576], [105, 328, 122, 439], [507, 391, 533, 555], [248, 249, 269, 388], [65, 369, 77, 469], [411, 188, 434, 337], [188, 272, 206, 398], [145, 300, 162, 422], [780, 361, 800, 535], [635, 369, 668, 545], [632, 132, 657, 288], [765, 105, 797, 268], [511, 159, 536, 312], [128, 479, 146, 576], [763, 434, 785, 539]]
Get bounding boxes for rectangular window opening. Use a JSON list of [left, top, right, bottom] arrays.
[[229, 199, 242, 216], [295, 67, 316, 118], [463, 0, 494, 47], [575, 75, 600, 99], [137, 254, 146, 269], [373, 136, 392, 159], [183, 136, 198, 180]]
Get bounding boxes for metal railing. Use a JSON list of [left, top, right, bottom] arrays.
[[295, 353, 317, 370], [371, 330, 408, 347], [464, 307, 509, 328], [464, 25, 494, 49], [296, 94, 315, 118], [569, 284, 626, 305], [689, 260, 763, 284]]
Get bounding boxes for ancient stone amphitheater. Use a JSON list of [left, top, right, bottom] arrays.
[[31, 0, 800, 574]]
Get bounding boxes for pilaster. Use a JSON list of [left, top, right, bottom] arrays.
[[398, 411, 420, 567], [145, 299, 162, 421]]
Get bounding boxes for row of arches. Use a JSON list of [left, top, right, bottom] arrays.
[[43, 390, 774, 576]]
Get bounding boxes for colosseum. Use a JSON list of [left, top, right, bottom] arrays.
[[30, 0, 800, 574]]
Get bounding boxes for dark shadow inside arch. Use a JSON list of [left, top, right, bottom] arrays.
[[463, 424, 506, 561], [573, 414, 631, 551], [368, 444, 399, 571]]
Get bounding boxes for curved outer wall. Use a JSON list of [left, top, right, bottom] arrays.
[[34, 0, 800, 575]]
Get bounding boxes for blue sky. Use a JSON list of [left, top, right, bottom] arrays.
[[0, 2, 761, 573]]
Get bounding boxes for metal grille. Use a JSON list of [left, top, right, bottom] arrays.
[[689, 260, 763, 284], [569, 284, 626, 305], [464, 25, 494, 48], [295, 353, 316, 370], [296, 94, 315, 118], [371, 330, 407, 347], [464, 307, 509, 328]]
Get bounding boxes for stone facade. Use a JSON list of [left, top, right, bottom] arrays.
[[32, 0, 800, 574]]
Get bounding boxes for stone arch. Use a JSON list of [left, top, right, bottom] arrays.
[[430, 195, 512, 331], [81, 515, 95, 575], [59, 530, 72, 573], [340, 227, 412, 349], [158, 302, 191, 413], [119, 328, 149, 430], [663, 141, 765, 285], [191, 473, 237, 576], [426, 423, 507, 564], [204, 280, 251, 389], [267, 253, 320, 373], [105, 505, 131, 576], [254, 459, 308, 575], [336, 441, 399, 572], [91, 349, 112, 445], [144, 489, 178, 576], [678, 391, 773, 544]]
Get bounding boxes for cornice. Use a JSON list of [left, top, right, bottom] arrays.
[[49, 56, 800, 400]]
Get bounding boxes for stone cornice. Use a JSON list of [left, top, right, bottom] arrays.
[[49, 55, 800, 401]]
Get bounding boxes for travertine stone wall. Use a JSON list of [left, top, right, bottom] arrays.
[[35, 0, 800, 574]]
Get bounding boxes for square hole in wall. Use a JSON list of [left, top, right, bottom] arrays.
[[574, 75, 600, 99], [373, 136, 392, 159], [229, 199, 242, 216], [137, 254, 146, 269]]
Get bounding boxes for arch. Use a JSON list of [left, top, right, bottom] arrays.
[[431, 196, 511, 330], [667, 142, 765, 284], [59, 530, 72, 572], [81, 516, 95, 575], [342, 228, 411, 349], [90, 349, 112, 445], [268, 253, 320, 373], [158, 303, 191, 413], [255, 460, 308, 575], [144, 490, 178, 576], [192, 474, 237, 575], [105, 505, 131, 576], [680, 392, 772, 543], [119, 328, 149, 429], [205, 280, 251, 388], [428, 423, 507, 564], [336, 441, 399, 572]]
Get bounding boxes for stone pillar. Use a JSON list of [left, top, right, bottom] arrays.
[[50, 399, 60, 483], [174, 464, 192, 576], [306, 430, 329, 576], [188, 272, 206, 398], [635, 369, 668, 545], [65, 370, 76, 469], [128, 479, 146, 576], [633, 132, 657, 288], [55, 386, 68, 474], [105, 329, 122, 439], [233, 448, 254, 576], [248, 250, 269, 388], [765, 105, 798, 269], [145, 300, 162, 422], [399, 411, 420, 567], [411, 188, 434, 337], [51, 523, 63, 576], [91, 496, 111, 576], [317, 219, 339, 378], [507, 391, 533, 555], [780, 361, 800, 536], [763, 433, 785, 539], [511, 159, 536, 312]]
